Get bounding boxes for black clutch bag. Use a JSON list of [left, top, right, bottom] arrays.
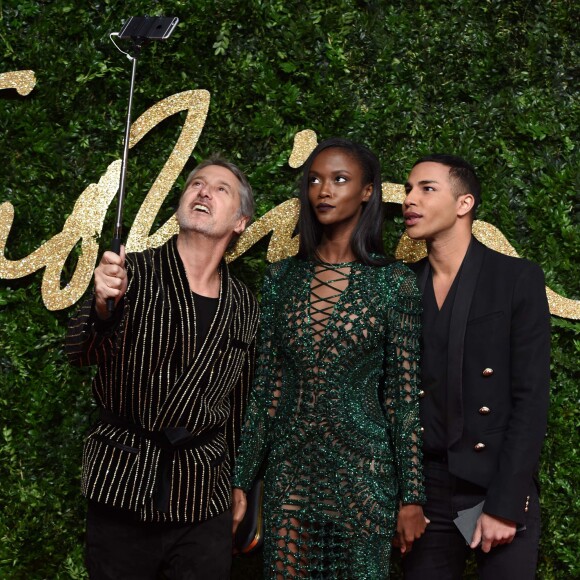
[[233, 477, 264, 555]]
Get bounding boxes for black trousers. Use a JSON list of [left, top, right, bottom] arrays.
[[85, 503, 232, 580], [403, 459, 541, 580]]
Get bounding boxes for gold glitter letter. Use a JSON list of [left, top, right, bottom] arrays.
[[0, 86, 210, 310]]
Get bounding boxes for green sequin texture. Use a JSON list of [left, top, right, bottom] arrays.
[[234, 257, 425, 578]]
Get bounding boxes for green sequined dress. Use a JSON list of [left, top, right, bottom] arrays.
[[233, 257, 425, 578]]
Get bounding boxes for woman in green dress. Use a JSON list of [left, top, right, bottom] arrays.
[[233, 138, 426, 578]]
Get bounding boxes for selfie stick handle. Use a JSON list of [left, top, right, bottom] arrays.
[[107, 44, 142, 313]]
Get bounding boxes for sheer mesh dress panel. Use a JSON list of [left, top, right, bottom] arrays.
[[233, 258, 425, 578]]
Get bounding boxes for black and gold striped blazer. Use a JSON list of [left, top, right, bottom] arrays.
[[67, 236, 259, 523]]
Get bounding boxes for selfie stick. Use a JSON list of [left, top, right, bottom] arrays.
[[107, 16, 179, 312]]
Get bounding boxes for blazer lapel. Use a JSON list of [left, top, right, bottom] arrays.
[[447, 238, 486, 447], [412, 258, 431, 296]]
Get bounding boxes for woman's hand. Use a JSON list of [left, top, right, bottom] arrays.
[[394, 503, 430, 554], [232, 487, 247, 535]]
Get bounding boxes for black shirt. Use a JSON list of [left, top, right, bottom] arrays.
[[192, 291, 219, 347], [420, 267, 462, 454]]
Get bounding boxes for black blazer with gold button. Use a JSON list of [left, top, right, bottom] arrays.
[[411, 238, 550, 524], [66, 236, 260, 523]]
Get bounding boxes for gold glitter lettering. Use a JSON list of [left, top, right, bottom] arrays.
[[0, 70, 36, 95], [126, 91, 210, 251], [0, 88, 210, 310], [0, 74, 578, 319]]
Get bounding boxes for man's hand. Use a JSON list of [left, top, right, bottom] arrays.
[[232, 487, 247, 536], [94, 247, 127, 319], [470, 512, 516, 553], [394, 504, 430, 554]]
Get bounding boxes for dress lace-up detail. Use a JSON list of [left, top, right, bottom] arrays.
[[309, 262, 350, 344]]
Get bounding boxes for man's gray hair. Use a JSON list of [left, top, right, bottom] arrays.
[[182, 155, 254, 221]]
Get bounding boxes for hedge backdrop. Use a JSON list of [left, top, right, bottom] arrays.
[[1, 1, 578, 578]]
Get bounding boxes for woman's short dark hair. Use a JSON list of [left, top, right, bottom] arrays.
[[296, 137, 391, 266]]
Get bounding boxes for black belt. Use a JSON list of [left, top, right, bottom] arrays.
[[99, 408, 220, 449], [99, 408, 222, 512]]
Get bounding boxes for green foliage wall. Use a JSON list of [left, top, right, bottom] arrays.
[[1, 1, 578, 577]]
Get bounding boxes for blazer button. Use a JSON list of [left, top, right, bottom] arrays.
[[479, 406, 491, 415], [525, 495, 530, 512], [418, 390, 425, 398], [474, 442, 486, 451], [482, 368, 494, 377]]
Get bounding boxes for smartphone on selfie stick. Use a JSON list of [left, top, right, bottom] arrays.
[[107, 16, 179, 313], [118, 16, 179, 40]]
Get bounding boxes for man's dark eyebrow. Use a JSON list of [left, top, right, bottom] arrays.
[[405, 178, 440, 191], [405, 178, 440, 186]]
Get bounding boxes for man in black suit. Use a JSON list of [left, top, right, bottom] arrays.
[[398, 154, 550, 578], [67, 156, 260, 579]]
